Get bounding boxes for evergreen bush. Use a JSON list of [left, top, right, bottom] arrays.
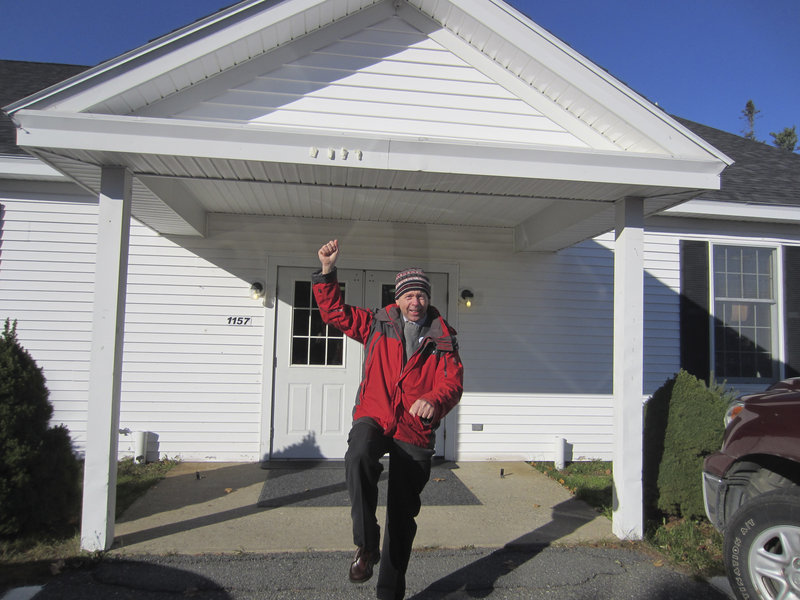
[[643, 369, 731, 519], [0, 319, 80, 536]]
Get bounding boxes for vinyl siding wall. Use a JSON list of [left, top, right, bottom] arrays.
[[4, 189, 799, 462], [0, 191, 98, 448]]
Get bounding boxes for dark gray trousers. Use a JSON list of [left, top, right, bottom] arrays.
[[345, 418, 434, 600]]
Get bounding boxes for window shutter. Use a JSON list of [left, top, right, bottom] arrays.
[[680, 240, 710, 381], [784, 246, 800, 378]]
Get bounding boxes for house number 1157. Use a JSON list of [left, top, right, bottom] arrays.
[[227, 316, 252, 326]]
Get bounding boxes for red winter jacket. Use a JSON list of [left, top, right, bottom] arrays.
[[312, 269, 463, 449]]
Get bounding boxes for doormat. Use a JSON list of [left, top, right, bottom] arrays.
[[257, 461, 481, 508]]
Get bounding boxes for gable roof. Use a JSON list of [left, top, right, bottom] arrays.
[[5, 0, 726, 162]]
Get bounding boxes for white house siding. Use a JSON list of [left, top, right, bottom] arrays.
[[0, 188, 268, 462], [169, 16, 587, 149], [0, 191, 98, 446], [118, 222, 267, 462], [6, 191, 800, 464]]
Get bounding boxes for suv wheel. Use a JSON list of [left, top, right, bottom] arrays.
[[723, 489, 800, 600]]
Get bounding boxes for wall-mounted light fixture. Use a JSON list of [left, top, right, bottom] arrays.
[[250, 282, 265, 301], [460, 289, 474, 308]]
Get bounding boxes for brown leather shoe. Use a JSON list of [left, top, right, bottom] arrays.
[[349, 546, 380, 583]]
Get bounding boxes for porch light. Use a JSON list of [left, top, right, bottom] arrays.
[[460, 289, 474, 308], [250, 282, 265, 301]]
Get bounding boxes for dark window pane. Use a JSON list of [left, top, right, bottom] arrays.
[[728, 249, 741, 273], [714, 321, 725, 346], [381, 284, 395, 307], [740, 327, 756, 347], [294, 281, 311, 308], [758, 275, 773, 299], [714, 271, 726, 296], [713, 245, 724, 266], [757, 250, 772, 275], [727, 274, 742, 297], [291, 338, 308, 365], [755, 304, 771, 327], [742, 276, 757, 298], [310, 310, 326, 336], [293, 309, 310, 336], [309, 338, 326, 365], [755, 327, 771, 350], [740, 352, 756, 377], [326, 323, 343, 338], [328, 339, 344, 365], [757, 353, 773, 378], [742, 248, 757, 274]]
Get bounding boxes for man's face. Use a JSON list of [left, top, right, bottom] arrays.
[[397, 290, 429, 323]]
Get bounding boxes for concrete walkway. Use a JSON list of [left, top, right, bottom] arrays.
[[112, 461, 614, 554], [4, 462, 737, 599]]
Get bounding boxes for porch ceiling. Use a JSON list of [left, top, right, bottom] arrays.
[[12, 106, 724, 251], [30, 141, 704, 252]]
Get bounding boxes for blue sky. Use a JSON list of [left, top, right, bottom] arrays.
[[2, 0, 797, 145]]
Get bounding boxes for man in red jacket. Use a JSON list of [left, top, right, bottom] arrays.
[[313, 239, 464, 600]]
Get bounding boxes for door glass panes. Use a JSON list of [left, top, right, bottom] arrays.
[[713, 245, 775, 379], [381, 284, 395, 307], [290, 281, 345, 366]]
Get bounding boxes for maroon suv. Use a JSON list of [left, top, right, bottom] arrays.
[[702, 377, 800, 600]]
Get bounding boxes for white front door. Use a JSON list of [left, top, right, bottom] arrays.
[[271, 267, 448, 459], [272, 267, 364, 458]]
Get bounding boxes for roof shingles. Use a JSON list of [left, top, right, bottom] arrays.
[[0, 59, 88, 155]]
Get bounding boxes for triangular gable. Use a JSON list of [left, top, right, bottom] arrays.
[[143, 17, 590, 149], [7, 0, 726, 161]]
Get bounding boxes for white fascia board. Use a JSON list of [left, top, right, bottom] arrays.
[[434, 0, 732, 165], [398, 4, 618, 153], [0, 154, 69, 181], [6, 0, 371, 114], [13, 110, 725, 190], [136, 1, 396, 119], [664, 199, 800, 223]]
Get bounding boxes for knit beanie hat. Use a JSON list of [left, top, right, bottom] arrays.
[[394, 268, 431, 300]]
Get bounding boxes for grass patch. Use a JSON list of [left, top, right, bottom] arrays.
[[648, 516, 724, 575], [531, 460, 613, 519], [0, 457, 178, 591], [530, 460, 724, 577], [116, 457, 179, 517]]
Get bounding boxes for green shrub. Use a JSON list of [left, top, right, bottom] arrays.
[[0, 319, 80, 536], [643, 369, 731, 519]]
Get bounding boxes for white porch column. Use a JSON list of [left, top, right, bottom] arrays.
[[612, 196, 644, 539], [80, 166, 132, 551]]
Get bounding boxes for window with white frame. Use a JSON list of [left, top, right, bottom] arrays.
[[712, 245, 777, 379], [290, 280, 345, 366]]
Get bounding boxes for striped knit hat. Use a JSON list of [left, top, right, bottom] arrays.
[[394, 268, 431, 300]]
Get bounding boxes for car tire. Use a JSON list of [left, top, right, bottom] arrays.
[[724, 464, 798, 528], [723, 488, 800, 600]]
